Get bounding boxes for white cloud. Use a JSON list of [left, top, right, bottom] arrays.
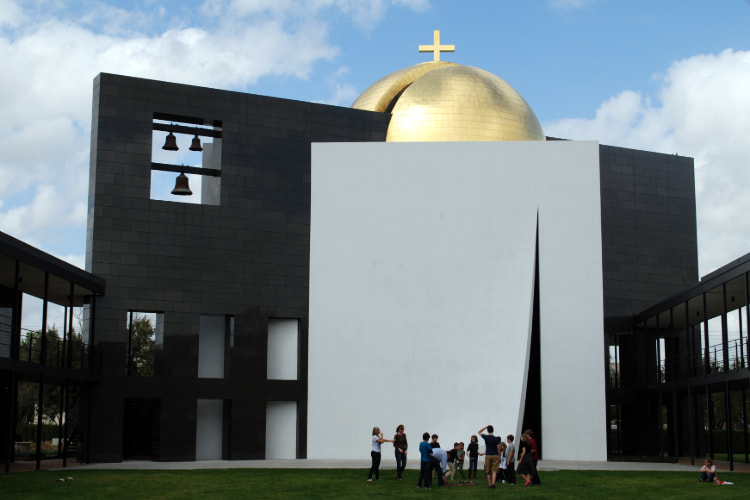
[[324, 0, 393, 30], [322, 80, 359, 106], [0, 0, 429, 333], [0, 0, 426, 260], [547, 0, 592, 11], [0, 0, 24, 28], [316, 66, 359, 106], [214, 0, 430, 30], [394, 0, 430, 11], [545, 49, 750, 275], [93, 20, 338, 87]]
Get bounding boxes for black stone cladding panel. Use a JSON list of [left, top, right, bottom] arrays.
[[598, 144, 698, 327], [85, 73, 389, 461]]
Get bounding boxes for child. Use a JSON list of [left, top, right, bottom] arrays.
[[505, 434, 516, 484], [445, 442, 458, 481], [498, 442, 508, 483], [699, 458, 716, 482], [456, 442, 466, 480], [430, 434, 441, 448], [467, 435, 479, 479], [417, 432, 433, 489]]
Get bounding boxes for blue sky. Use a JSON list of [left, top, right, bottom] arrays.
[[2, 0, 750, 281]]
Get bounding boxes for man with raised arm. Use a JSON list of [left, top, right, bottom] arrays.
[[477, 424, 502, 488]]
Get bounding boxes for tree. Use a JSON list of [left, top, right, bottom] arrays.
[[707, 389, 748, 431], [127, 315, 156, 376], [18, 326, 56, 364], [15, 381, 38, 427], [16, 325, 85, 427]]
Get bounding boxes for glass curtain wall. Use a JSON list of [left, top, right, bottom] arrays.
[[625, 270, 750, 469]]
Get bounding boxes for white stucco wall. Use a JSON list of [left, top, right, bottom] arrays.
[[308, 141, 606, 461]]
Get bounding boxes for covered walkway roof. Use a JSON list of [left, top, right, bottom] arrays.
[[634, 252, 750, 329], [0, 230, 104, 306]]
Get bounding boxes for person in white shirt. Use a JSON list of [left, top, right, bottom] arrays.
[[430, 446, 448, 486], [368, 427, 393, 481], [699, 458, 716, 483]]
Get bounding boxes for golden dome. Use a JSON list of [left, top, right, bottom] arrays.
[[352, 61, 545, 142]]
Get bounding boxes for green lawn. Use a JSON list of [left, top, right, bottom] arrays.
[[712, 453, 750, 462], [0, 468, 745, 499]]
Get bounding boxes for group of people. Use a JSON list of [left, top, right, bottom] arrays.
[[368, 424, 541, 489], [373, 425, 739, 488], [473, 425, 540, 488]]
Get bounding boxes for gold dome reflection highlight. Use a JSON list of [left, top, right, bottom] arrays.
[[352, 62, 545, 142]]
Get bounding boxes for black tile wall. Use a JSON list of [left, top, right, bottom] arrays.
[[599, 144, 698, 326], [86, 73, 389, 461]]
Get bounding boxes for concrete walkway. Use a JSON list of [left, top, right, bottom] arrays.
[[64, 458, 701, 472], [7, 456, 746, 474]]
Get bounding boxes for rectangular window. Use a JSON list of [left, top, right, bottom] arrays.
[[267, 319, 298, 380], [126, 311, 162, 377], [199, 315, 231, 378], [196, 399, 223, 460], [265, 401, 297, 459]]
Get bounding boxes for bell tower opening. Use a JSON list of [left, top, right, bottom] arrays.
[[151, 113, 223, 205]]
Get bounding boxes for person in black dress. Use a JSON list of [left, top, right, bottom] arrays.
[[516, 432, 534, 486]]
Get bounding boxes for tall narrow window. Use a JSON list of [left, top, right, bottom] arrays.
[[126, 312, 162, 376], [196, 399, 223, 460], [267, 319, 298, 380], [266, 401, 297, 459], [199, 315, 229, 379]]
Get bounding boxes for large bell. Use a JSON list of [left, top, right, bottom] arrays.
[[171, 173, 193, 196], [189, 134, 203, 151], [162, 131, 179, 151]]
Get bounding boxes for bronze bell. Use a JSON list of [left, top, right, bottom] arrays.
[[171, 173, 193, 196], [162, 131, 179, 151], [189, 134, 203, 151]]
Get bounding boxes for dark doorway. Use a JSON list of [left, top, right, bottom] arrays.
[[123, 398, 160, 460]]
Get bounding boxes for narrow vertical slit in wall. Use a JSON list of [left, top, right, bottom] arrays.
[[521, 215, 542, 454]]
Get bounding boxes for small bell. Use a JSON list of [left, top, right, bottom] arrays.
[[171, 173, 193, 196], [162, 131, 179, 151], [189, 134, 203, 152]]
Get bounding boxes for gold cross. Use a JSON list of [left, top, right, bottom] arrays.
[[419, 30, 455, 62]]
